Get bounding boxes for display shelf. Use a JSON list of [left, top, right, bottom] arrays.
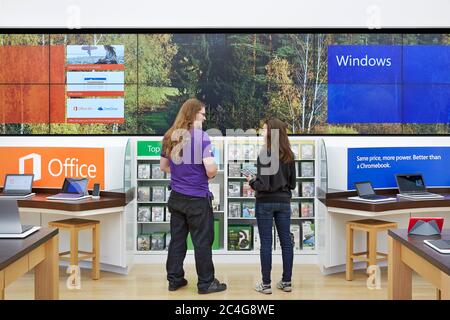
[[225, 250, 317, 255], [137, 221, 170, 224], [135, 137, 318, 256], [228, 196, 256, 200], [136, 249, 229, 255], [137, 201, 168, 204], [292, 197, 315, 200], [226, 217, 314, 220], [135, 249, 316, 255]]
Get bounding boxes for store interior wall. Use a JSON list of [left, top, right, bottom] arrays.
[[0, 0, 448, 28]]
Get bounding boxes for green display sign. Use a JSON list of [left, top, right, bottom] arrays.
[[137, 140, 162, 157]]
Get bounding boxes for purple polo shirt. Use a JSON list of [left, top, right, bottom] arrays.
[[161, 128, 214, 197]]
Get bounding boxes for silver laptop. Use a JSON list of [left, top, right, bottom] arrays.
[[0, 174, 34, 197], [395, 174, 444, 199], [0, 200, 33, 234], [46, 178, 91, 200]]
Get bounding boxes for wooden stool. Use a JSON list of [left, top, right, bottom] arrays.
[[48, 218, 100, 280], [346, 219, 397, 281]]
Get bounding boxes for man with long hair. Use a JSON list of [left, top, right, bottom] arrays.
[[160, 98, 227, 294]]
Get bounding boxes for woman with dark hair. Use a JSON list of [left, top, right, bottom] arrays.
[[247, 118, 296, 294], [160, 98, 227, 294]]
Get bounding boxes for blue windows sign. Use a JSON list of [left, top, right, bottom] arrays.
[[328, 45, 450, 124], [347, 147, 450, 190]]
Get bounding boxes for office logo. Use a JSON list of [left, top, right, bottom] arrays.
[[19, 153, 42, 181], [0, 147, 104, 189]]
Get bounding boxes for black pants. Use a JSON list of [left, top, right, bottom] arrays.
[[166, 190, 215, 290]]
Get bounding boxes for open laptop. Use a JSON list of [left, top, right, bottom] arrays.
[[354, 182, 393, 200], [46, 178, 91, 201], [0, 174, 35, 198], [395, 174, 444, 199], [0, 199, 40, 238]]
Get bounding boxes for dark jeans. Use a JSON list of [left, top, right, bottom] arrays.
[[166, 190, 215, 290], [255, 202, 293, 284]]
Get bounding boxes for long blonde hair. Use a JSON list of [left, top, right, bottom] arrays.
[[162, 98, 205, 160]]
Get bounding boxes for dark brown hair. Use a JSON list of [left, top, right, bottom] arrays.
[[264, 118, 294, 163]]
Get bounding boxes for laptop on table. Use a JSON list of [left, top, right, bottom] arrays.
[[46, 178, 91, 201], [0, 200, 40, 238], [351, 181, 396, 202], [0, 174, 35, 198], [395, 174, 444, 199]]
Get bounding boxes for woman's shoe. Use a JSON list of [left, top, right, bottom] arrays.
[[255, 282, 272, 294], [276, 280, 292, 292]]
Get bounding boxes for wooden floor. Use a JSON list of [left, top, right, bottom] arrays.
[[4, 264, 436, 300]]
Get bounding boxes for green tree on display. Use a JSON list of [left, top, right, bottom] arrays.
[[137, 34, 179, 134], [269, 34, 328, 133]]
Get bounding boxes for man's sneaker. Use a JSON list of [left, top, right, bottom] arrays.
[[255, 282, 272, 294], [276, 280, 292, 292], [198, 279, 227, 294], [168, 278, 188, 291]]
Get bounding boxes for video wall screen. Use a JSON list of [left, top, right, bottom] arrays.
[[0, 32, 449, 135]]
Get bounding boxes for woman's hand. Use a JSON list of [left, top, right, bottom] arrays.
[[245, 175, 254, 182]]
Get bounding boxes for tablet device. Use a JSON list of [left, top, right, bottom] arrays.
[[240, 168, 256, 177]]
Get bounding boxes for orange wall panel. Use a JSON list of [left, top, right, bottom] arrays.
[[0, 85, 49, 124], [50, 45, 65, 83], [0, 46, 50, 84], [50, 85, 66, 123]]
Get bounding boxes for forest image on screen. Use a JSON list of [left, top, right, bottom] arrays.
[[0, 33, 449, 135]]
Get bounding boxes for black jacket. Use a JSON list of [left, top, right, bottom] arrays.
[[249, 151, 296, 203]]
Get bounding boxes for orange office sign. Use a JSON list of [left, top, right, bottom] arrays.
[[0, 147, 104, 189]]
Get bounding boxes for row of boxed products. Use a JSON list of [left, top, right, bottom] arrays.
[[136, 221, 314, 251], [228, 143, 314, 161], [137, 186, 170, 202], [228, 181, 314, 198], [138, 163, 169, 179], [138, 182, 313, 206], [139, 155, 313, 181], [228, 201, 314, 218], [139, 200, 313, 221], [138, 184, 222, 210], [228, 161, 314, 178], [138, 206, 171, 222], [137, 220, 221, 251], [228, 221, 315, 251]]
